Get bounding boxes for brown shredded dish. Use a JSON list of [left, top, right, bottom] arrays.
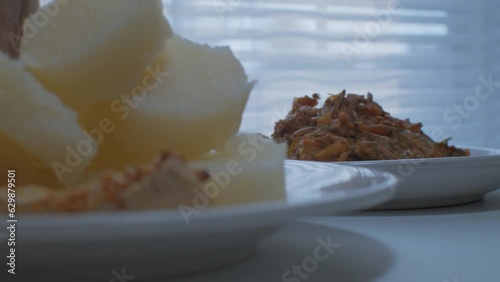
[[272, 90, 469, 161]]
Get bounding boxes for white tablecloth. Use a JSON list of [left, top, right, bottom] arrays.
[[173, 189, 500, 282]]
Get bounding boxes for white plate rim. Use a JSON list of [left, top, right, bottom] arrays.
[[335, 145, 500, 167], [15, 164, 398, 240]]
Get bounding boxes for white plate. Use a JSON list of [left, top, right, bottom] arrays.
[[12, 162, 397, 281], [338, 146, 500, 209]]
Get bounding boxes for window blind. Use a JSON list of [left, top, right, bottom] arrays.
[[40, 0, 500, 148]]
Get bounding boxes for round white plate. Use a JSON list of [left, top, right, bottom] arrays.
[[338, 146, 500, 209], [12, 162, 397, 281]]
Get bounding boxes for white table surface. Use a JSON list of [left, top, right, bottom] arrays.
[[172, 189, 500, 282]]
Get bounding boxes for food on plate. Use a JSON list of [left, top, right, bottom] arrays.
[[0, 0, 283, 213], [82, 34, 255, 171], [191, 134, 286, 206], [0, 153, 209, 213], [0, 52, 96, 188], [273, 91, 469, 161], [20, 0, 171, 110]]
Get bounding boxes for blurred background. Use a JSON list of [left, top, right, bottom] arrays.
[[43, 0, 500, 148]]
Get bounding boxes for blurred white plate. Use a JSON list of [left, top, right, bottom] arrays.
[[339, 146, 500, 209], [13, 162, 397, 281]]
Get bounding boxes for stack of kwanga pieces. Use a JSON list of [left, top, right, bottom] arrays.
[[0, 0, 286, 213], [273, 91, 469, 161]]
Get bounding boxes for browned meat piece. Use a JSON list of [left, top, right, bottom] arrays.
[[0, 152, 210, 213], [272, 90, 469, 161]]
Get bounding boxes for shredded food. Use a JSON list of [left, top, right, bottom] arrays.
[[0, 152, 210, 213], [272, 90, 469, 161]]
